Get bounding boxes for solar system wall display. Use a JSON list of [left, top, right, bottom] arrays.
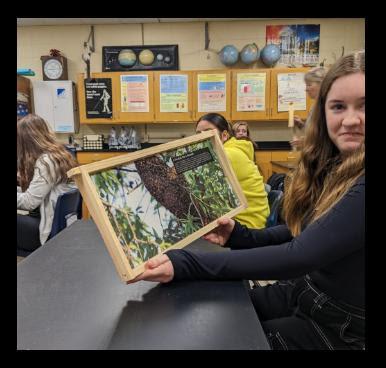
[[102, 45, 179, 72]]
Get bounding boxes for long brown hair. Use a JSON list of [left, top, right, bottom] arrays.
[[17, 114, 78, 191], [283, 51, 365, 236]]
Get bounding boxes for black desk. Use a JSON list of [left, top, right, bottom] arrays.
[[17, 220, 270, 350]]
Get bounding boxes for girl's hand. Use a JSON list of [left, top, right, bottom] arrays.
[[127, 254, 174, 284], [203, 217, 235, 246]]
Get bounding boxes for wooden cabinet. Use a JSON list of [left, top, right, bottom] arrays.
[[153, 71, 194, 123], [192, 70, 232, 121], [77, 72, 154, 124], [77, 67, 312, 125], [77, 72, 120, 124], [76, 151, 128, 218], [255, 151, 272, 183], [255, 150, 300, 182], [230, 67, 312, 122]]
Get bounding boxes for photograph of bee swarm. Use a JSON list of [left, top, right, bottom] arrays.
[[67, 130, 247, 282]]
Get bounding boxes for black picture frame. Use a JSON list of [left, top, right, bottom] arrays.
[[102, 45, 179, 72]]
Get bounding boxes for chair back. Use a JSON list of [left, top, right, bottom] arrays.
[[48, 189, 82, 239], [266, 190, 284, 228]]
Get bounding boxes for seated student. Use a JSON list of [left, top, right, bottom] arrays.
[[232, 121, 258, 149], [196, 113, 269, 229], [17, 114, 78, 256], [129, 50, 365, 350]]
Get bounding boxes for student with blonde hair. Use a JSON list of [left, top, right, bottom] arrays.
[[129, 51, 365, 350], [291, 66, 328, 149], [232, 121, 258, 150], [17, 114, 78, 256]]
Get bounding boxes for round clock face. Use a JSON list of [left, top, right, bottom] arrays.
[[44, 59, 63, 79]]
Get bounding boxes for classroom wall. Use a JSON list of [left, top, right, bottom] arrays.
[[17, 18, 365, 144]]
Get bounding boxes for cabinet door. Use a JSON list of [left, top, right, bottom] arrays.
[[255, 151, 272, 183], [77, 72, 120, 125], [231, 69, 271, 121], [116, 71, 155, 123], [271, 150, 300, 161], [269, 67, 313, 121], [154, 71, 194, 122], [193, 70, 231, 121]]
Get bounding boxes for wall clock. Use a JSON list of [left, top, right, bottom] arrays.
[[41, 56, 68, 81]]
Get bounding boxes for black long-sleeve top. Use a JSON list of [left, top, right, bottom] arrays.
[[167, 176, 365, 308]]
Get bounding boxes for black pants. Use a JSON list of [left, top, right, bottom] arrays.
[[17, 212, 41, 256], [249, 276, 365, 350]]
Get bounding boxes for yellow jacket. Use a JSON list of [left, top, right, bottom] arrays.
[[224, 137, 269, 229]]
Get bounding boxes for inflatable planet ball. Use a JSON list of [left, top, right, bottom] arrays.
[[260, 44, 281, 67], [118, 49, 137, 67], [139, 49, 155, 65], [240, 43, 260, 64], [156, 53, 164, 61], [219, 45, 239, 66]]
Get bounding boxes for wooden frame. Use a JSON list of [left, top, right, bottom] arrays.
[[68, 130, 247, 282]]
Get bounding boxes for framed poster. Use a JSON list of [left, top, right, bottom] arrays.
[[67, 130, 247, 282], [84, 78, 113, 118]]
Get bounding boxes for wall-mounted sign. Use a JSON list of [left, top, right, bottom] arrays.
[[84, 78, 113, 118], [103, 45, 179, 72]]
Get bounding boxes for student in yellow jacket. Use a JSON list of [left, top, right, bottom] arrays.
[[196, 113, 269, 229]]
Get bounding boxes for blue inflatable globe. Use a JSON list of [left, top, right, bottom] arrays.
[[240, 43, 260, 64], [219, 45, 239, 66], [260, 44, 281, 67]]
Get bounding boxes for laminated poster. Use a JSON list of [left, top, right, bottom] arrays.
[[160, 74, 188, 112], [84, 78, 113, 118], [277, 72, 307, 112], [198, 74, 226, 112], [121, 75, 149, 113], [237, 73, 266, 112]]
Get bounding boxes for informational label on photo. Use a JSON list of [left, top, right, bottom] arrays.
[[172, 148, 214, 175], [84, 78, 113, 118]]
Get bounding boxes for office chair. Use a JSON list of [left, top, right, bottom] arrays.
[[48, 189, 82, 240], [17, 190, 82, 258], [266, 190, 284, 228]]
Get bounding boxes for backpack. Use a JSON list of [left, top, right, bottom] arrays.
[[267, 173, 286, 192]]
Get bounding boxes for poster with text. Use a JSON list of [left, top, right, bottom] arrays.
[[121, 75, 149, 112], [237, 73, 266, 111], [266, 24, 320, 65], [84, 78, 113, 118], [277, 72, 307, 111], [160, 74, 188, 112], [198, 74, 226, 112]]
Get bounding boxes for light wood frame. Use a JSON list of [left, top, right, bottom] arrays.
[[68, 130, 247, 282]]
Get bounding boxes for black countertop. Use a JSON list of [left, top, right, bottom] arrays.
[[17, 220, 270, 350]]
